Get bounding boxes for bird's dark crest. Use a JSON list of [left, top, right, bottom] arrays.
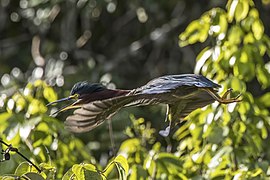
[[70, 81, 107, 96]]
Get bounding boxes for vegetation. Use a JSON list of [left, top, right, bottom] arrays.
[[0, 0, 270, 179]]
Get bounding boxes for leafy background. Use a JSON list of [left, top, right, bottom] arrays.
[[0, 0, 270, 179]]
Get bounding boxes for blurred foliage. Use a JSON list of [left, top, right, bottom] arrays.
[[0, 0, 270, 179]]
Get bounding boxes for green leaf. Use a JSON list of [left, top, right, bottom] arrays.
[[115, 163, 127, 180], [252, 19, 264, 40], [194, 47, 212, 74], [235, 1, 249, 22], [256, 65, 270, 89], [0, 112, 11, 132], [62, 168, 74, 180], [259, 93, 270, 107], [179, 18, 209, 47], [84, 164, 102, 180], [128, 165, 148, 180], [0, 176, 17, 180], [233, 60, 255, 81], [72, 164, 85, 180], [39, 163, 55, 171], [229, 77, 246, 92], [227, 0, 238, 22], [27, 99, 47, 115], [15, 162, 31, 176], [156, 153, 182, 175], [119, 138, 140, 154], [114, 155, 129, 179], [208, 146, 232, 168], [228, 26, 243, 45], [43, 86, 58, 103], [205, 125, 224, 144], [22, 172, 45, 180]]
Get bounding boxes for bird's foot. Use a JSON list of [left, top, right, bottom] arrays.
[[159, 126, 171, 137], [218, 88, 242, 104]]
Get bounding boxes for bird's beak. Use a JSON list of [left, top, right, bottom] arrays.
[[46, 94, 78, 106], [47, 94, 80, 116], [49, 102, 81, 116]]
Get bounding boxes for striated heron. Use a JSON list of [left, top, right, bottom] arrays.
[[47, 74, 241, 136]]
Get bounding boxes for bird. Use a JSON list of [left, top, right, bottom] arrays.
[[47, 74, 241, 136]]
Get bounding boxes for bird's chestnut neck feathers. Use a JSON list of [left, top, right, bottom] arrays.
[[70, 81, 107, 96]]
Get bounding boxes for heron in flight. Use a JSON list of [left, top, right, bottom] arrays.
[[47, 74, 241, 136]]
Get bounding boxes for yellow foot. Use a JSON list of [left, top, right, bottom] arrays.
[[203, 88, 242, 104], [218, 88, 242, 104]]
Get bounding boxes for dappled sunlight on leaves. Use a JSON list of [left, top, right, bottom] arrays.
[[1, 0, 270, 179]]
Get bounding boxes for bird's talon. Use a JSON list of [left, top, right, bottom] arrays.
[[235, 93, 242, 99], [221, 88, 233, 99]]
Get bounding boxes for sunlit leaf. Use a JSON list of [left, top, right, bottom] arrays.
[[22, 172, 45, 180], [256, 65, 270, 89], [235, 1, 249, 22], [128, 165, 148, 180], [0, 112, 12, 132], [27, 99, 47, 115], [43, 87, 58, 103], [259, 93, 270, 107], [72, 164, 84, 180], [208, 146, 232, 168], [228, 26, 243, 45], [14, 162, 31, 176], [252, 19, 264, 40], [119, 138, 140, 154], [114, 156, 129, 173], [227, 0, 238, 22], [62, 168, 73, 180], [156, 153, 182, 175], [229, 77, 246, 92]]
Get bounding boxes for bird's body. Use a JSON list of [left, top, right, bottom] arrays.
[[48, 74, 241, 135]]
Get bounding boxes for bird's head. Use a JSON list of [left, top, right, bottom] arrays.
[[46, 81, 107, 112], [70, 81, 106, 98]]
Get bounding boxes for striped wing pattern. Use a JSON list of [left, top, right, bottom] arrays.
[[65, 95, 137, 133]]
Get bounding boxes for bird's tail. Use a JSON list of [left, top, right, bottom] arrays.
[[65, 94, 137, 133]]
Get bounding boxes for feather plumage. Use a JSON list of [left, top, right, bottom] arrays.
[[48, 74, 240, 134]]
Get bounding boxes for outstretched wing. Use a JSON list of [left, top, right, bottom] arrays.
[[65, 95, 137, 133]]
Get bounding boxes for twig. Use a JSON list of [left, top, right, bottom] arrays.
[[0, 139, 42, 173]]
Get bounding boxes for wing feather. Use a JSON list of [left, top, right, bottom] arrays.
[[65, 95, 137, 133]]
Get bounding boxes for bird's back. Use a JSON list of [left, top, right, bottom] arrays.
[[135, 74, 220, 95]]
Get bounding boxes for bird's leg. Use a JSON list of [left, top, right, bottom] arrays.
[[203, 88, 242, 104], [221, 88, 233, 99], [107, 118, 116, 157], [159, 105, 171, 137]]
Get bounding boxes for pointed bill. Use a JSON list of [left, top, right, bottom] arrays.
[[46, 94, 78, 106], [49, 102, 81, 116], [46, 97, 71, 106]]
